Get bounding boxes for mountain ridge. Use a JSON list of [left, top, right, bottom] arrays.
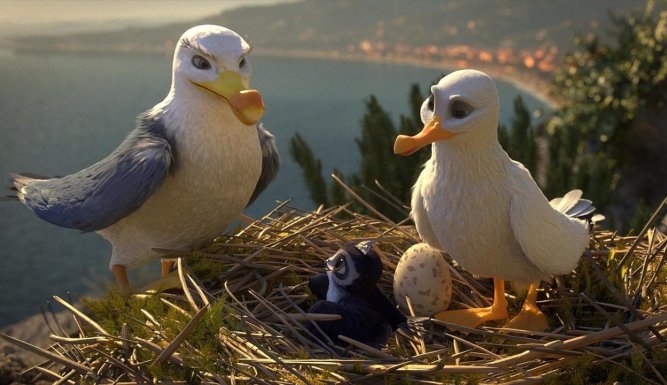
[[9, 1, 644, 54]]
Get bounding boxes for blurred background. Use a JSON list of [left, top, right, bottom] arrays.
[[0, 0, 664, 327]]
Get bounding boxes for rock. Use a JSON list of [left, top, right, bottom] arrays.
[[0, 308, 79, 383], [0, 346, 33, 385]]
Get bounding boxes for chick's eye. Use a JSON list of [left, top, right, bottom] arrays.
[[191, 55, 211, 70], [239, 57, 247, 68], [426, 93, 435, 111], [451, 100, 474, 119], [334, 258, 345, 270]]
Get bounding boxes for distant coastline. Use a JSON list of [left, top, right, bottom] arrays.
[[253, 48, 560, 109], [0, 39, 559, 109]]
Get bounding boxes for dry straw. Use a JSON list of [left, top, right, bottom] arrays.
[[1, 193, 666, 384]]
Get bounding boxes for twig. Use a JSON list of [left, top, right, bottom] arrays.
[[0, 332, 94, 377], [151, 304, 210, 367], [616, 196, 667, 270]]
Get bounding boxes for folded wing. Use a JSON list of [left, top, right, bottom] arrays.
[[509, 161, 589, 275], [246, 123, 280, 207], [13, 118, 173, 233]]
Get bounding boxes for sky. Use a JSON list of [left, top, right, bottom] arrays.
[[0, 0, 294, 36]]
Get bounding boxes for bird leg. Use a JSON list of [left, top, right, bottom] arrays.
[[161, 259, 175, 278], [138, 259, 187, 293], [503, 282, 549, 332], [111, 264, 131, 293], [434, 278, 508, 329]]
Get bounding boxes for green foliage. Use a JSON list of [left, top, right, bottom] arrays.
[[83, 291, 238, 381], [288, 84, 429, 221], [546, 1, 667, 222], [498, 95, 539, 176], [188, 253, 227, 280], [626, 199, 653, 234], [555, 4, 667, 129], [357, 96, 397, 186], [289, 133, 330, 206]]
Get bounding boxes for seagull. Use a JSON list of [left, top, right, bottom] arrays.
[[9, 25, 279, 291], [394, 69, 599, 331]]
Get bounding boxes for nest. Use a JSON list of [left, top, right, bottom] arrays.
[[1, 196, 666, 385]]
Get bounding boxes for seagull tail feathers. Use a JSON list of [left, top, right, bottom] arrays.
[[549, 189, 606, 225]]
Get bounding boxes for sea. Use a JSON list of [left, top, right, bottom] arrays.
[[0, 49, 547, 326]]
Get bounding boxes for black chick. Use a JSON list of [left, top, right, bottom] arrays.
[[307, 241, 406, 349]]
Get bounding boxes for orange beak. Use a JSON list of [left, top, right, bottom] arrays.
[[193, 71, 265, 125], [393, 115, 457, 156]]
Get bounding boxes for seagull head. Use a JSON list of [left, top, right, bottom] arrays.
[[171, 24, 265, 125], [394, 69, 499, 156]]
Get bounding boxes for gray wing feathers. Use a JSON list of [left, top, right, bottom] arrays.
[[246, 123, 279, 207], [566, 199, 595, 217], [13, 115, 173, 232]]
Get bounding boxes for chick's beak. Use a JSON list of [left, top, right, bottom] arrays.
[[393, 115, 457, 156], [194, 71, 265, 125]]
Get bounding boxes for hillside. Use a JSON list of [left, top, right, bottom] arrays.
[[9, 0, 646, 75]]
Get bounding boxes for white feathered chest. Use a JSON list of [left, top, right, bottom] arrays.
[[416, 144, 546, 282], [99, 102, 261, 268]]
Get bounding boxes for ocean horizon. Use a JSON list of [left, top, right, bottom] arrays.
[[0, 50, 548, 326]]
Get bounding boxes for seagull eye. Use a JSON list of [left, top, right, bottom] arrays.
[[451, 100, 474, 119], [191, 55, 211, 70], [426, 93, 435, 111], [239, 57, 247, 68]]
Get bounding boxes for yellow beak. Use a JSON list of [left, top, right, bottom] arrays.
[[393, 115, 457, 156], [193, 71, 265, 125]]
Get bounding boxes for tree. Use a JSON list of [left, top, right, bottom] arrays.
[[546, 1, 667, 224], [289, 84, 428, 221], [289, 133, 330, 206], [498, 95, 538, 177]]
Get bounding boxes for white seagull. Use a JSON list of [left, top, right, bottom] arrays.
[[394, 69, 598, 331], [10, 25, 279, 290]]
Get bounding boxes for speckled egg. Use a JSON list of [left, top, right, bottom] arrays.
[[393, 243, 452, 317]]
